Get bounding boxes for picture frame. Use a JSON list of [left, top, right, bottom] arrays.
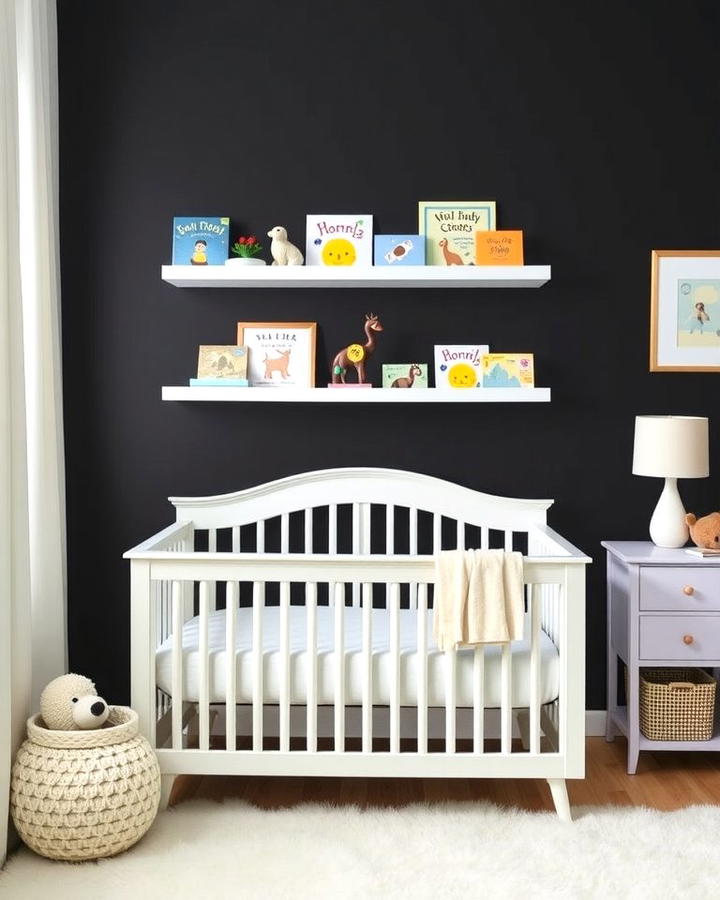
[[236, 321, 316, 387], [650, 250, 720, 371]]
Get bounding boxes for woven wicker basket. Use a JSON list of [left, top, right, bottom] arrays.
[[639, 668, 717, 741], [10, 706, 161, 860]]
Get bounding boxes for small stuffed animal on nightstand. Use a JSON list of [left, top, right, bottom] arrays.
[[40, 673, 110, 730], [267, 225, 304, 266], [685, 511, 720, 549]]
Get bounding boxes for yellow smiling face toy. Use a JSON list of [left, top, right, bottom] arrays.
[[322, 238, 356, 266]]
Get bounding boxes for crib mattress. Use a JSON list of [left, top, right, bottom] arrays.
[[155, 606, 559, 708]]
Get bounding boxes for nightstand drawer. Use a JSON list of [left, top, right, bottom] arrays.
[[639, 615, 720, 659], [639, 566, 720, 611]]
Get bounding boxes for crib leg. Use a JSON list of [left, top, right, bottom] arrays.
[[160, 774, 177, 811], [547, 778, 572, 822]]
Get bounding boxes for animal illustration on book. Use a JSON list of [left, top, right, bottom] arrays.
[[391, 364, 423, 388], [264, 349, 292, 380], [439, 238, 464, 266], [331, 313, 384, 384]]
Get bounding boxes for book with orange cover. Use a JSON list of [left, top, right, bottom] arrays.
[[475, 230, 524, 265]]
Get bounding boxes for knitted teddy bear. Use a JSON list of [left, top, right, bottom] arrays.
[[685, 512, 720, 549], [39, 673, 110, 730]]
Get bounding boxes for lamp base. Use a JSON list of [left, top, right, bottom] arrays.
[[649, 478, 689, 548]]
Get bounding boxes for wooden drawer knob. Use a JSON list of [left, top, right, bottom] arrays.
[[683, 585, 695, 596], [683, 634, 695, 645]]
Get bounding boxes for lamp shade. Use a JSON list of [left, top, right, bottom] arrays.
[[632, 415, 709, 478]]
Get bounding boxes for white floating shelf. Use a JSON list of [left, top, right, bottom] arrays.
[[162, 386, 551, 403], [161, 264, 551, 289]]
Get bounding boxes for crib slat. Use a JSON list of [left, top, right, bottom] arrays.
[[304, 508, 313, 553], [481, 526, 489, 550], [225, 581, 237, 751], [386, 504, 394, 553], [362, 582, 372, 753], [530, 584, 541, 754], [501, 642, 512, 753], [334, 582, 345, 752], [417, 584, 428, 753], [504, 530, 513, 551], [231, 526, 240, 553], [280, 581, 290, 753], [328, 504, 337, 554], [256, 521, 265, 553], [473, 647, 485, 754], [199, 581, 210, 751], [171, 580, 183, 750], [433, 513, 441, 552], [281, 514, 289, 554], [445, 647, 457, 754], [306, 582, 317, 753], [351, 503, 361, 607], [252, 581, 264, 752], [390, 583, 401, 754], [456, 521, 465, 550], [409, 508, 418, 611]]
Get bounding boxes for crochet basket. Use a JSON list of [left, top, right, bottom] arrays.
[[10, 706, 161, 860]]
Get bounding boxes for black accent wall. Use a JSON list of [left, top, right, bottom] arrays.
[[58, 1, 719, 707]]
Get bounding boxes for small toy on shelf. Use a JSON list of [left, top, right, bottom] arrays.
[[685, 511, 720, 549], [330, 313, 384, 385], [40, 673, 109, 730], [227, 235, 266, 266], [267, 225, 304, 266]]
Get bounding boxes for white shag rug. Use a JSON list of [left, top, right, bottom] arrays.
[[2, 800, 720, 900]]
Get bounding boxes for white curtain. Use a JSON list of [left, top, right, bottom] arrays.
[[1, 0, 66, 865]]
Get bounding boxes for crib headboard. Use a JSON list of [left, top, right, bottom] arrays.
[[168, 468, 553, 554]]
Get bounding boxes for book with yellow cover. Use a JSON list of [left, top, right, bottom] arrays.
[[475, 230, 524, 265], [482, 353, 534, 388], [418, 201, 496, 266]]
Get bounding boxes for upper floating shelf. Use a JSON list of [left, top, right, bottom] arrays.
[[160, 264, 551, 289]]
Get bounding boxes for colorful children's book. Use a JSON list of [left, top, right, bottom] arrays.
[[475, 230, 524, 265], [482, 353, 534, 388], [433, 345, 489, 388], [196, 345, 248, 380], [374, 235, 425, 266], [418, 201, 496, 266], [305, 215, 373, 266], [172, 217, 230, 265], [382, 363, 429, 388]]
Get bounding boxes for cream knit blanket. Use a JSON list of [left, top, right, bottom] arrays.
[[432, 549, 524, 650]]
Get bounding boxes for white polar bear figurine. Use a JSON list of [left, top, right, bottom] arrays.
[[267, 225, 304, 266], [40, 673, 110, 730]]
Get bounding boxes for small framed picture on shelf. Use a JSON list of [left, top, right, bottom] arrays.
[[650, 250, 720, 371], [237, 321, 317, 387], [191, 345, 248, 386]]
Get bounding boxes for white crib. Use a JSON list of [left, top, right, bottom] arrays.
[[124, 467, 590, 820]]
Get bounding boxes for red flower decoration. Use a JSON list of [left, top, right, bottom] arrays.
[[246, 236, 256, 245], [237, 236, 246, 244]]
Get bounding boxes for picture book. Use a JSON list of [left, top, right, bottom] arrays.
[[382, 363, 429, 388], [172, 217, 230, 265], [475, 230, 524, 265], [305, 215, 373, 266], [482, 353, 534, 388], [374, 235, 425, 266], [418, 201, 496, 266], [433, 345, 489, 389], [189, 378, 249, 387], [196, 345, 248, 380]]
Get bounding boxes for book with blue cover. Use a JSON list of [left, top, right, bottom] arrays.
[[374, 235, 425, 266], [172, 217, 230, 265]]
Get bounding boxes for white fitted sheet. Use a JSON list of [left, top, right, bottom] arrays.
[[156, 606, 559, 708]]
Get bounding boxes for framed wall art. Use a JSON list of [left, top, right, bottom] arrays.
[[650, 250, 720, 371], [236, 321, 316, 387]]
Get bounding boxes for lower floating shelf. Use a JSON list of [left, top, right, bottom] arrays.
[[162, 386, 551, 403]]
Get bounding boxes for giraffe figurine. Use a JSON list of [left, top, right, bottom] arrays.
[[331, 313, 384, 385]]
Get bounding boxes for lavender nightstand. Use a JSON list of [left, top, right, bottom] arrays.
[[603, 541, 720, 774]]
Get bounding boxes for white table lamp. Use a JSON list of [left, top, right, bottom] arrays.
[[632, 415, 709, 548]]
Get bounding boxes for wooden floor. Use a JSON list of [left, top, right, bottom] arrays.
[[171, 737, 720, 812]]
